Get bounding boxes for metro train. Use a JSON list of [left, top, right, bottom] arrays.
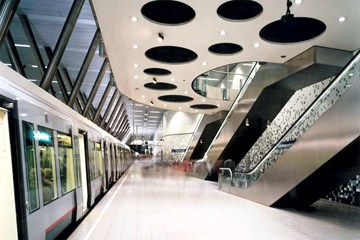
[[0, 64, 135, 240]]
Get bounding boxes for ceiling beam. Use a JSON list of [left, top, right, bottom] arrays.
[[40, 0, 85, 91], [112, 110, 127, 135], [108, 105, 125, 133], [115, 117, 128, 137], [82, 58, 109, 116], [59, 67, 83, 112], [104, 96, 123, 131], [99, 89, 118, 128], [4, 31, 26, 77], [67, 28, 101, 107], [0, 0, 19, 47], [92, 77, 113, 123]]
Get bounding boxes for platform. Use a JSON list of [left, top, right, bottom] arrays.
[[69, 159, 360, 240]]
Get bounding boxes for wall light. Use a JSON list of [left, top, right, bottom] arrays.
[[245, 118, 250, 126]]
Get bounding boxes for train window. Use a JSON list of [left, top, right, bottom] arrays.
[[73, 136, 81, 187], [22, 121, 40, 212], [58, 133, 75, 194], [37, 126, 58, 204], [90, 141, 103, 180]]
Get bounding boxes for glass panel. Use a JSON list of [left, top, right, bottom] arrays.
[[22, 121, 39, 212], [73, 136, 81, 187], [37, 126, 57, 204], [90, 141, 103, 180], [58, 133, 75, 193]]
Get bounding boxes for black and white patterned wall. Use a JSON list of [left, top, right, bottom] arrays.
[[235, 59, 359, 184], [326, 175, 360, 207]]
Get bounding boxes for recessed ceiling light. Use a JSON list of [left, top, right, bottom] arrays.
[[158, 33, 164, 43], [130, 16, 138, 22], [195, 110, 199, 112], [202, 61, 207, 66], [164, 104, 167, 107], [184, 91, 188, 94], [338, 16, 346, 22], [254, 43, 260, 48], [134, 64, 138, 68], [294, 0, 302, 4], [219, 30, 226, 36], [171, 78, 175, 81], [349, 73, 354, 76], [133, 44, 138, 49], [202, 99, 205, 102], [134, 75, 138, 79], [20, 113, 28, 117], [14, 43, 30, 48], [178, 107, 181, 110], [141, 95, 145, 98], [217, 104, 220, 107]]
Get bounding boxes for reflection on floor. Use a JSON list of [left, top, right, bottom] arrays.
[[69, 159, 360, 240]]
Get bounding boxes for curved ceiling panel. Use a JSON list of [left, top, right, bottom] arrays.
[[141, 0, 196, 25], [144, 82, 177, 90], [217, 1, 263, 21], [144, 68, 172, 76], [209, 43, 243, 55], [259, 17, 326, 43], [190, 104, 218, 109], [158, 95, 194, 102], [145, 46, 198, 64]]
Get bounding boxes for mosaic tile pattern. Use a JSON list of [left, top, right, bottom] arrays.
[[237, 78, 332, 172], [234, 59, 359, 184], [326, 175, 360, 207], [162, 134, 192, 163]]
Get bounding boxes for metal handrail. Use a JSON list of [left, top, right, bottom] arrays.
[[219, 168, 233, 180]]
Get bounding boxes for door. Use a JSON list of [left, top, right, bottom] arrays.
[[78, 134, 88, 213], [0, 107, 18, 240]]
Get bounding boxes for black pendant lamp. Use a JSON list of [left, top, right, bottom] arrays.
[[259, 0, 326, 43]]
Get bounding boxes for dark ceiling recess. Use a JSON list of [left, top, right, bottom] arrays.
[[190, 104, 218, 109], [217, 0, 263, 21], [144, 82, 177, 90], [144, 68, 172, 76], [141, 0, 196, 25], [259, 0, 326, 43], [158, 95, 194, 102], [145, 46, 198, 64], [208, 43, 243, 55]]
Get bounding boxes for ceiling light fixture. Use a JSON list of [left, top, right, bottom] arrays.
[[202, 61, 207, 66], [338, 17, 346, 22], [158, 33, 164, 43], [294, 0, 302, 4], [219, 30, 226, 36], [134, 75, 138, 79], [134, 64, 138, 68], [171, 78, 175, 81], [245, 118, 250, 126], [254, 43, 260, 48], [131, 16, 138, 22], [259, 0, 326, 43], [152, 77, 157, 84], [133, 44, 138, 49], [150, 100, 154, 106]]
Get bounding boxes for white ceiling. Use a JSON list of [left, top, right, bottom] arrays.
[[92, 0, 360, 115]]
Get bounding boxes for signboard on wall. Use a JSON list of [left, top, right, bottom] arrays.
[[171, 149, 186, 153]]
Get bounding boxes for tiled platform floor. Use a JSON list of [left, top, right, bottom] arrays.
[[69, 159, 360, 240]]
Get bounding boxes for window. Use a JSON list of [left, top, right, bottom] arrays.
[[58, 133, 75, 193], [38, 126, 57, 204], [90, 141, 103, 179], [73, 136, 81, 187], [23, 121, 39, 212]]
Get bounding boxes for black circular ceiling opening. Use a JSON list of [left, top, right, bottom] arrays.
[[144, 68, 171, 76], [158, 95, 194, 102], [144, 82, 177, 90], [209, 43, 243, 55], [141, 1, 196, 25], [190, 104, 218, 110], [145, 46, 198, 64], [217, 1, 263, 21], [259, 17, 326, 43]]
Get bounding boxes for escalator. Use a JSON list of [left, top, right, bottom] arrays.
[[205, 47, 352, 181], [224, 51, 360, 207]]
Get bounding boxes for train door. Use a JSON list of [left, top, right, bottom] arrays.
[[78, 133, 88, 213], [0, 107, 18, 240]]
